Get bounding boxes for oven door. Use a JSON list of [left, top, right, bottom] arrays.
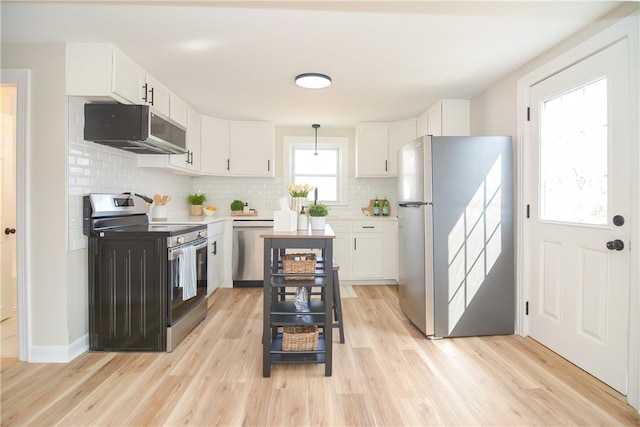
[[167, 237, 208, 325]]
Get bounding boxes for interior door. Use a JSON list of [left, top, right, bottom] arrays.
[[1, 84, 17, 324], [526, 40, 631, 393]]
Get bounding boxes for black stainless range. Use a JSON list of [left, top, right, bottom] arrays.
[[83, 193, 208, 352]]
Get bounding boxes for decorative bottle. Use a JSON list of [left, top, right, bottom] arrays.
[[297, 206, 308, 230], [382, 197, 389, 216], [373, 197, 380, 216]]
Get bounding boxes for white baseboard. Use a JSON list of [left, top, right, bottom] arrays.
[[29, 334, 88, 363]]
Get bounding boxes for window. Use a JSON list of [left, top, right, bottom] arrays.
[[284, 136, 348, 205]]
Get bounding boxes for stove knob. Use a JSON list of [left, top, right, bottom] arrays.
[[198, 231, 206, 238], [176, 236, 185, 244]]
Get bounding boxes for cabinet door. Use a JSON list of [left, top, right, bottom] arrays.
[[388, 119, 417, 176], [327, 221, 351, 280], [170, 107, 201, 171], [229, 121, 274, 176], [200, 116, 230, 174], [352, 232, 385, 279], [426, 99, 470, 136], [145, 74, 171, 117], [169, 94, 188, 128], [383, 222, 398, 281], [112, 48, 146, 105], [208, 234, 224, 294], [427, 102, 443, 136], [356, 123, 389, 177]]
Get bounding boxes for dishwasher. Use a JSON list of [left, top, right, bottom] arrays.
[[232, 219, 274, 287]]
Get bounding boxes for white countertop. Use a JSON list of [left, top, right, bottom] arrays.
[[149, 212, 396, 225]]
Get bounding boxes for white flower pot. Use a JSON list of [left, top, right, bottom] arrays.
[[310, 216, 326, 230]]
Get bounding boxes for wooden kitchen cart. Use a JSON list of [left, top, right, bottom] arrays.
[[260, 226, 335, 377]]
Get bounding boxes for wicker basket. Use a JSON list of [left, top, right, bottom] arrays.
[[282, 253, 316, 280], [282, 325, 319, 351]]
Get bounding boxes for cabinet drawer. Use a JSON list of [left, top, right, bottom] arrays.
[[352, 221, 382, 233], [207, 221, 224, 235], [327, 221, 350, 234]]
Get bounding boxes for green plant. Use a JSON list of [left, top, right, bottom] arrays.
[[187, 193, 206, 205], [230, 199, 245, 211], [307, 203, 329, 217]]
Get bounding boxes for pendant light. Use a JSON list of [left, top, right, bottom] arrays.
[[312, 124, 320, 156]]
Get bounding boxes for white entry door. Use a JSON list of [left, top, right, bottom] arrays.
[[527, 40, 631, 394]]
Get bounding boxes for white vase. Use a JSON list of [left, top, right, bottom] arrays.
[[290, 196, 307, 215], [310, 216, 326, 230]]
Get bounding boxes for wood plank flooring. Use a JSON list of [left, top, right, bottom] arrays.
[[2, 285, 639, 426]]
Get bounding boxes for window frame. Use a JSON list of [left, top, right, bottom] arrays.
[[283, 136, 349, 206]]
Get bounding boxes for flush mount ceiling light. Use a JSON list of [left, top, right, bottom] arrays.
[[295, 73, 332, 89]]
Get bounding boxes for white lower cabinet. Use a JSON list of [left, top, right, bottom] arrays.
[[352, 222, 385, 279], [328, 221, 352, 280], [328, 219, 397, 283], [207, 222, 225, 295]]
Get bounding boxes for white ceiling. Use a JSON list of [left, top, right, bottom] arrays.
[[1, 1, 624, 127]]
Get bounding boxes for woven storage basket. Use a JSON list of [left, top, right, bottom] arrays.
[[282, 325, 319, 351], [282, 253, 316, 280]]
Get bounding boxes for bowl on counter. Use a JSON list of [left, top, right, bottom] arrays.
[[203, 206, 217, 217]]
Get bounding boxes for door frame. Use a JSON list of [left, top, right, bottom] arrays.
[[1, 69, 31, 361], [516, 15, 639, 409]]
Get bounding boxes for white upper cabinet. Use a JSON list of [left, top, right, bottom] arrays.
[[67, 43, 181, 121], [169, 94, 188, 128], [229, 121, 275, 177], [144, 74, 171, 118], [200, 116, 230, 175], [111, 47, 146, 104], [422, 99, 470, 137], [200, 118, 274, 177], [356, 119, 416, 177], [168, 106, 201, 171], [356, 123, 389, 177], [388, 119, 417, 176]]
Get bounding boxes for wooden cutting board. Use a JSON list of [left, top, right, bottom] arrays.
[[231, 211, 258, 216]]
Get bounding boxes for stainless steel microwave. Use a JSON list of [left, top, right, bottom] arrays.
[[84, 103, 186, 155]]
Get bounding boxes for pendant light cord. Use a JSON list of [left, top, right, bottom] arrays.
[[312, 123, 320, 156]]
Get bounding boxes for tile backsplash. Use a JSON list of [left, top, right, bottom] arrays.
[[67, 97, 398, 252], [192, 176, 398, 217], [67, 97, 192, 251]]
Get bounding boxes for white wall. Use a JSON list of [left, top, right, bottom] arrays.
[[470, 4, 639, 137], [1, 43, 69, 349]]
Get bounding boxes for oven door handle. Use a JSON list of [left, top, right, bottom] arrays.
[[169, 240, 208, 260]]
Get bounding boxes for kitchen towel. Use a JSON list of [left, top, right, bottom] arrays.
[[179, 245, 197, 300]]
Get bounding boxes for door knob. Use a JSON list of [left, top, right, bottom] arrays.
[[4, 227, 16, 235], [606, 239, 624, 251], [613, 215, 625, 226]]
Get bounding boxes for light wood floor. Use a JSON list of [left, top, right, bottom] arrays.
[[2, 285, 639, 426]]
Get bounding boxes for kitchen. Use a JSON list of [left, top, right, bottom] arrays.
[[1, 1, 640, 425]]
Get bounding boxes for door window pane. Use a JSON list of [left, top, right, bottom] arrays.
[[539, 77, 608, 225]]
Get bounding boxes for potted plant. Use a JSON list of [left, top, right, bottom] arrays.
[[230, 199, 245, 212], [188, 193, 206, 216], [307, 203, 329, 230], [287, 183, 314, 214]]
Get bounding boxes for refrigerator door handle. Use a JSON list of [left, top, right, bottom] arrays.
[[399, 202, 432, 208]]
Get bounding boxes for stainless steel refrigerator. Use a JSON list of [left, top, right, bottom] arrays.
[[397, 135, 514, 337]]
